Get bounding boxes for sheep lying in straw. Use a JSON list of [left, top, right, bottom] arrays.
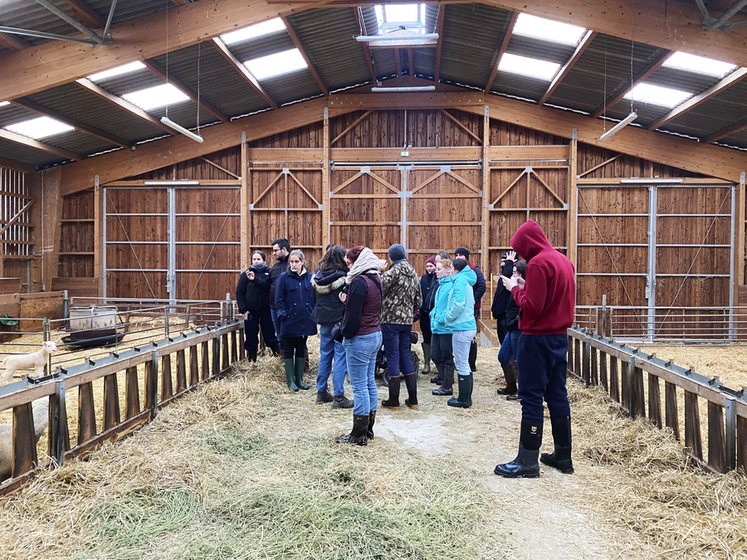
[[0, 398, 49, 481], [0, 341, 57, 383]]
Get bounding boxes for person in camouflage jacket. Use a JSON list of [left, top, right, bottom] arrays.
[[380, 244, 423, 411]]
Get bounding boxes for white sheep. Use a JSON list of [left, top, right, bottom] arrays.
[[0, 341, 58, 383], [0, 398, 49, 481]]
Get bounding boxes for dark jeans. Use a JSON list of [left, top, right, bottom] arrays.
[[419, 314, 432, 345], [430, 332, 454, 368], [496, 318, 508, 345], [516, 334, 570, 422], [381, 323, 414, 378], [498, 329, 522, 368], [244, 307, 278, 351], [270, 308, 284, 350], [283, 336, 307, 360]]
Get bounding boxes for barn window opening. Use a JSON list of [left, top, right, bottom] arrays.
[[221, 18, 286, 45], [498, 52, 561, 81], [513, 13, 586, 46], [4, 116, 74, 139], [662, 51, 736, 79], [374, 4, 427, 34], [624, 83, 693, 108], [88, 61, 147, 83], [243, 48, 308, 80], [122, 83, 190, 111]]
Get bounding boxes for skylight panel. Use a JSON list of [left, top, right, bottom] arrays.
[[624, 83, 693, 108], [88, 61, 147, 82], [663, 51, 737, 79], [513, 13, 586, 46], [498, 53, 560, 81], [5, 116, 74, 139], [0, 101, 9, 107], [374, 4, 426, 33], [122, 83, 190, 111], [221, 18, 286, 45], [244, 49, 307, 80]]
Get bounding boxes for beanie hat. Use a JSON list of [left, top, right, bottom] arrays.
[[388, 243, 407, 262], [454, 247, 470, 259], [426, 256, 436, 265]]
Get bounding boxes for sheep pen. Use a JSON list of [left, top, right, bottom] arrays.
[[0, 343, 744, 559]]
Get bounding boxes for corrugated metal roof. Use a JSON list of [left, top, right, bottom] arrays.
[[40, 129, 115, 155], [414, 48, 435, 80], [87, 0, 169, 26], [0, 104, 36, 128], [0, 137, 65, 167], [720, 130, 747, 150], [664, 79, 747, 139], [261, 71, 323, 107], [491, 72, 547, 101], [0, 2, 81, 47], [227, 32, 296, 62], [90, 68, 163, 97], [372, 49, 397, 80], [505, 35, 576, 66]]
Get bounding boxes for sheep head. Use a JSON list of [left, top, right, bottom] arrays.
[[43, 341, 57, 354]]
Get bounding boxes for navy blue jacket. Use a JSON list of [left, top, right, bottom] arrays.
[[275, 270, 317, 338], [491, 257, 516, 320]]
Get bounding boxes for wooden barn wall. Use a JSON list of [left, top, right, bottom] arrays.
[[54, 108, 741, 315], [58, 190, 95, 278]]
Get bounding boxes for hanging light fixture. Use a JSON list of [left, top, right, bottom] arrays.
[[161, 116, 204, 143], [371, 85, 436, 92], [599, 111, 637, 141]]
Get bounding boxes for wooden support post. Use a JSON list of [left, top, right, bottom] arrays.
[[160, 354, 173, 401], [708, 402, 726, 473], [725, 397, 737, 472], [12, 402, 37, 478], [176, 349, 187, 393], [231, 330, 238, 363], [600, 351, 608, 392], [322, 107, 330, 248], [684, 390, 703, 460], [222, 332, 229, 372], [633, 364, 645, 419], [574, 338, 581, 378], [648, 373, 662, 428], [482, 105, 490, 283], [201, 341, 209, 380], [190, 345, 199, 386], [590, 345, 598, 385], [103, 373, 121, 431], [241, 132, 250, 268], [610, 356, 619, 402], [737, 175, 745, 291], [94, 179, 103, 282], [239, 324, 245, 360], [49, 381, 70, 466], [567, 130, 578, 267], [145, 353, 158, 420], [622, 356, 631, 411], [213, 335, 220, 376], [582, 338, 591, 385], [77, 382, 97, 444], [125, 365, 140, 419], [39, 167, 62, 291], [737, 414, 747, 472], [665, 381, 680, 440]]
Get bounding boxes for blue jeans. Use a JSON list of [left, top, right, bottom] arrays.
[[381, 323, 414, 378], [342, 331, 382, 416], [318, 323, 348, 396], [498, 329, 522, 368], [517, 334, 570, 422], [270, 308, 284, 350], [452, 329, 476, 377]]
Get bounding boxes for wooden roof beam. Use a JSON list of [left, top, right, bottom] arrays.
[[0, 129, 83, 162], [0, 33, 31, 51], [281, 16, 328, 95], [647, 67, 747, 131], [0, 156, 36, 173], [75, 78, 176, 136], [590, 50, 672, 119], [703, 115, 747, 144], [142, 59, 229, 123], [57, 0, 106, 29], [408, 48, 414, 77], [484, 11, 517, 93], [433, 5, 445, 82], [395, 49, 402, 77], [211, 38, 278, 109], [10, 98, 133, 149], [355, 7, 377, 83], [539, 30, 596, 106]]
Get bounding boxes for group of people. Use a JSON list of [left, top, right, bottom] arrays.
[[236, 220, 576, 479]]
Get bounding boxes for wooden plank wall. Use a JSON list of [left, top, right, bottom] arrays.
[[58, 190, 95, 278]]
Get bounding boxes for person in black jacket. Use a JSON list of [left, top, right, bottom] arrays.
[[453, 247, 486, 373], [491, 251, 517, 345], [269, 238, 291, 350], [236, 250, 280, 361], [497, 259, 526, 399], [312, 245, 353, 408], [419, 256, 438, 375]]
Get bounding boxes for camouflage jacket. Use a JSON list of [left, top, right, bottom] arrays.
[[380, 260, 423, 325]]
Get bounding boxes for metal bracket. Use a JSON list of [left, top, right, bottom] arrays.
[[572, 128, 577, 141], [94, 175, 99, 187], [398, 191, 412, 198], [318, 204, 324, 210], [488, 204, 494, 210], [248, 204, 254, 210], [361, 166, 371, 174], [525, 166, 533, 173], [741, 172, 745, 185], [324, 107, 328, 119], [440, 165, 451, 173], [563, 203, 569, 210], [282, 167, 290, 175], [328, 191, 334, 198]]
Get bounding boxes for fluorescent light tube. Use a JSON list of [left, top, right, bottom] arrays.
[[619, 178, 684, 184], [143, 180, 200, 186], [599, 111, 637, 141], [161, 116, 204, 143], [371, 86, 436, 92], [356, 33, 438, 42]]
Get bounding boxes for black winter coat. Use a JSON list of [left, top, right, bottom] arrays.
[[491, 258, 516, 320], [311, 269, 347, 325], [505, 294, 520, 331], [236, 263, 271, 313], [269, 256, 289, 309], [420, 271, 438, 314]]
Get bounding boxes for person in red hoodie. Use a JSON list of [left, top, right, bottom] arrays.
[[494, 220, 576, 479]]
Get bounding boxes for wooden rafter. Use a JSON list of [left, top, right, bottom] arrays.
[[395, 49, 402, 77], [75, 78, 175, 136], [58, 0, 106, 29], [433, 5, 446, 83], [590, 50, 672, 119], [211, 38, 278, 110], [0, 156, 35, 173], [0, 129, 82, 161], [539, 30, 597, 106], [703, 116, 747, 144], [484, 11, 518, 93], [408, 49, 414, 77], [0, 33, 31, 51], [281, 16, 328, 96], [647, 67, 747, 131], [143, 60, 229, 123], [355, 7, 377, 83], [11, 99, 133, 149]]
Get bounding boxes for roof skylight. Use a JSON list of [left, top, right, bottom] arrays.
[[374, 4, 426, 34], [662, 51, 737, 79], [88, 61, 147, 82], [0, 101, 9, 107], [244, 49, 307, 80], [624, 83, 693, 108], [498, 53, 561, 81], [122, 83, 190, 111], [5, 116, 74, 139], [513, 13, 586, 46], [221, 18, 286, 45]]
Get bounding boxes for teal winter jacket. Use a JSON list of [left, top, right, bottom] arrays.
[[445, 267, 477, 331], [430, 276, 455, 334]]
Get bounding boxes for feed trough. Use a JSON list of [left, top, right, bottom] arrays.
[[62, 306, 126, 349]]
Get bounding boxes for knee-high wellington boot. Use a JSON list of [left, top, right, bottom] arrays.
[[382, 376, 401, 409], [336, 414, 369, 446], [284, 359, 299, 392], [497, 365, 517, 395], [294, 357, 310, 390], [421, 343, 432, 374], [494, 419, 542, 478], [468, 337, 478, 373], [540, 416, 574, 473], [367, 410, 376, 439], [403, 373, 418, 409], [447, 373, 472, 408]]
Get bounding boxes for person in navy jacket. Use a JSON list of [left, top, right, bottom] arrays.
[[275, 249, 317, 392]]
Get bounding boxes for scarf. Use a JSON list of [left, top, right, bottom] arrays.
[[346, 247, 381, 284]]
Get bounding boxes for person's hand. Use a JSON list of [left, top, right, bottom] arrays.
[[501, 275, 518, 291], [242, 311, 249, 320], [516, 277, 525, 289], [247, 271, 255, 281], [245, 268, 252, 279], [378, 258, 388, 270], [505, 250, 517, 262], [339, 292, 347, 303]]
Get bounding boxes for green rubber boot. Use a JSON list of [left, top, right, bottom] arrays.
[[284, 359, 299, 392], [294, 358, 310, 390], [421, 343, 431, 374], [447, 374, 473, 408]]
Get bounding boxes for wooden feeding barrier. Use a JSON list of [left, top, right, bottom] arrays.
[[567, 327, 747, 473], [0, 320, 245, 494]]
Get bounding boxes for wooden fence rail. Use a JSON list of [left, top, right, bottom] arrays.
[[567, 327, 747, 473], [0, 320, 246, 493]]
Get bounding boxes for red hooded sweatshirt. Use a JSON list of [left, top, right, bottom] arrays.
[[509, 220, 576, 335]]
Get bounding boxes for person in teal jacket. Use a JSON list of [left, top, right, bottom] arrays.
[[430, 259, 456, 396], [445, 258, 476, 408]]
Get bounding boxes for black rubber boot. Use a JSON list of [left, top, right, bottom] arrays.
[[367, 410, 376, 439], [382, 376, 401, 410], [494, 419, 543, 478], [468, 337, 478, 373], [540, 416, 574, 474], [284, 359, 298, 392], [336, 414, 369, 446], [421, 343, 431, 374], [294, 358, 310, 390], [432, 364, 453, 395], [430, 363, 443, 385], [316, 391, 333, 404], [247, 349, 258, 362], [403, 373, 418, 409], [447, 373, 472, 408], [497, 365, 517, 395]]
